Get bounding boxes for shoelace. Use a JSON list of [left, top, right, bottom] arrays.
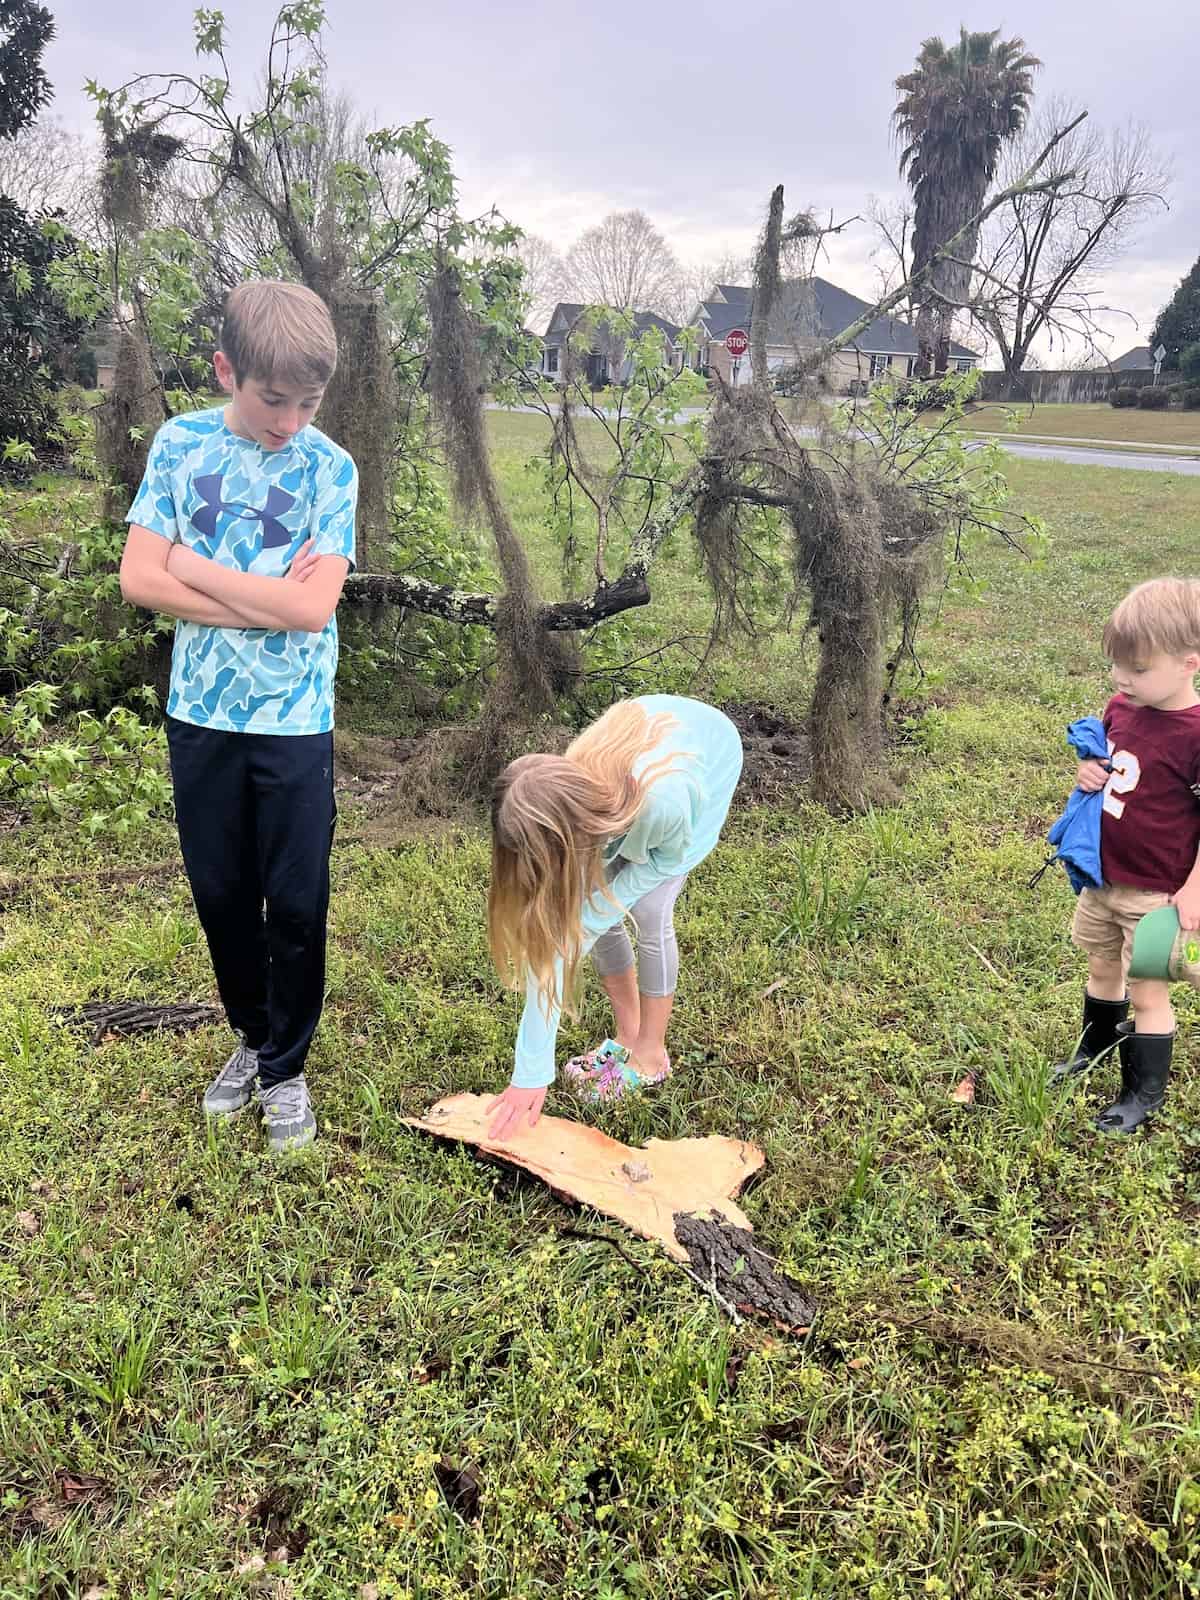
[[220, 1045, 257, 1085], [262, 1079, 307, 1120]]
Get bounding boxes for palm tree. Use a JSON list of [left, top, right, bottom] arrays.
[[894, 28, 1040, 376]]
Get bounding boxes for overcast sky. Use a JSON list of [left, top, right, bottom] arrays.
[[42, 0, 1195, 360]]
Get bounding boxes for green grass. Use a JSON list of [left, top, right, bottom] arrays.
[[941, 400, 1200, 451], [4, 422, 1200, 1597]]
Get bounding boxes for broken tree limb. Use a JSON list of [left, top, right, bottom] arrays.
[[340, 572, 498, 626], [339, 471, 702, 633], [405, 1093, 818, 1333], [673, 1215, 817, 1335], [50, 999, 222, 1045], [339, 569, 652, 631]]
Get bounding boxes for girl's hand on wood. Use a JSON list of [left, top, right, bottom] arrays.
[[485, 1084, 547, 1141]]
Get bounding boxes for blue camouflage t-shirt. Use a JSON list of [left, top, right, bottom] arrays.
[[126, 407, 358, 735]]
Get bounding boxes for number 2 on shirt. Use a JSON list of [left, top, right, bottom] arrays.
[[1102, 748, 1141, 819]]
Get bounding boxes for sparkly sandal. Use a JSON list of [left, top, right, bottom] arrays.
[[564, 1038, 672, 1103]]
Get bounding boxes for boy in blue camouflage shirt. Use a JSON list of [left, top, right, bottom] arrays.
[[121, 280, 358, 1152]]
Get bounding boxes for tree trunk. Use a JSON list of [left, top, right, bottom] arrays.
[[913, 304, 937, 379], [319, 287, 400, 572], [806, 497, 891, 811], [96, 327, 167, 522]]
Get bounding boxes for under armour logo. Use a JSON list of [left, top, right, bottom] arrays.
[[191, 473, 297, 549]]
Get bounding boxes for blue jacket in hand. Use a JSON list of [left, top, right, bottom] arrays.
[[1041, 716, 1109, 894]]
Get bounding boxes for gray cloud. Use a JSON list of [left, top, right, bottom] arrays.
[[43, 0, 1195, 357]]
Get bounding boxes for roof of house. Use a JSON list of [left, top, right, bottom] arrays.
[[543, 303, 682, 343], [1111, 344, 1152, 371], [696, 279, 980, 362]]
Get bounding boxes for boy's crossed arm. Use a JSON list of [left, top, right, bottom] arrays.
[[167, 539, 348, 633], [121, 527, 254, 628], [121, 529, 349, 633]]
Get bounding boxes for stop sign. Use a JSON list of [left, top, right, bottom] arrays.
[[725, 328, 749, 358]]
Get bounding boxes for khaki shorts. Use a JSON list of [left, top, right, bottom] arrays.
[[1071, 884, 1172, 977]]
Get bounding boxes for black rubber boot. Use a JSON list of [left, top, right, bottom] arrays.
[[1052, 992, 1129, 1080], [1095, 1025, 1172, 1135]]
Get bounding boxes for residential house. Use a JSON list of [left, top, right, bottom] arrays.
[[92, 321, 120, 391], [689, 280, 981, 393], [540, 302, 682, 386], [1110, 344, 1152, 372]]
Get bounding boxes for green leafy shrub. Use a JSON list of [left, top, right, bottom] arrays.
[[0, 474, 173, 831], [0, 685, 170, 832]]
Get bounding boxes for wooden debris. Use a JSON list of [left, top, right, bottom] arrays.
[[405, 1093, 763, 1263], [950, 1071, 978, 1105], [406, 1094, 817, 1333], [673, 1215, 816, 1333], [50, 999, 222, 1045]]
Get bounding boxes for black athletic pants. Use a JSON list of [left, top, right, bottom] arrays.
[[166, 718, 335, 1089]]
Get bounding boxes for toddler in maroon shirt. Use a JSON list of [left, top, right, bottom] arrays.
[[1058, 578, 1200, 1132]]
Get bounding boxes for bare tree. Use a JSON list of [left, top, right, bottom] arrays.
[[867, 196, 915, 310], [0, 114, 98, 233], [970, 100, 1170, 376], [660, 250, 753, 327], [514, 232, 566, 332], [564, 209, 682, 317], [867, 194, 977, 361]]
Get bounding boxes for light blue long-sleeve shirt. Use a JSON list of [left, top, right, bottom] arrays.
[[510, 696, 744, 1089]]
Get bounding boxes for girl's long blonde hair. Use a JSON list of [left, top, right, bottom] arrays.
[[489, 701, 684, 1019]]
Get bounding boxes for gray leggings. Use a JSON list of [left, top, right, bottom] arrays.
[[590, 864, 689, 997]]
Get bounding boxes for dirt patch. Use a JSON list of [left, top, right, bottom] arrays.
[[333, 727, 481, 842], [334, 706, 815, 832], [333, 723, 576, 844], [247, 1484, 311, 1561], [721, 701, 811, 806]]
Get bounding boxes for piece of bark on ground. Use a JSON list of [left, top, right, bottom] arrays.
[[50, 1000, 222, 1044], [673, 1213, 816, 1333], [405, 1093, 764, 1262]]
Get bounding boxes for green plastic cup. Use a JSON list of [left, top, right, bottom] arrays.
[[1128, 904, 1200, 983]]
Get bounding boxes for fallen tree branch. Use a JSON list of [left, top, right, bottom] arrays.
[[340, 569, 652, 631], [340, 572, 497, 626], [673, 1214, 817, 1334], [50, 998, 222, 1044], [340, 470, 702, 633]]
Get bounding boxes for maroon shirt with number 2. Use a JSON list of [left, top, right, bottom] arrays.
[[1100, 694, 1200, 892]]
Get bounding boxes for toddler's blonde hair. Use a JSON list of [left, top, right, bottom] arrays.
[[1103, 577, 1200, 663]]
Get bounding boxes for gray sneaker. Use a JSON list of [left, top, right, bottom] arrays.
[[202, 1038, 260, 1116], [258, 1075, 317, 1153]]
